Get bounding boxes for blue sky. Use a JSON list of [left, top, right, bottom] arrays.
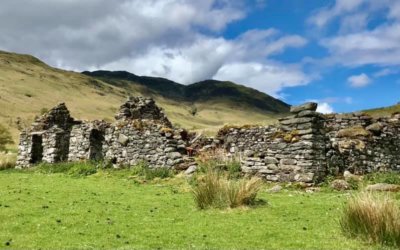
[[221, 0, 400, 112], [0, 0, 399, 113]]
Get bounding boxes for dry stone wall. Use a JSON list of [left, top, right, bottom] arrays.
[[102, 121, 188, 168], [218, 103, 400, 183], [325, 113, 400, 175]]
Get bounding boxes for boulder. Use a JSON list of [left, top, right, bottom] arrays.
[[184, 165, 197, 175], [267, 185, 282, 193], [365, 183, 400, 192], [290, 102, 318, 113], [343, 170, 363, 181]]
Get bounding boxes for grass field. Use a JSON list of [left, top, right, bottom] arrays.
[[0, 169, 384, 249]]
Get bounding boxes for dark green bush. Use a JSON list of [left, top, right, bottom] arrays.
[[67, 163, 97, 177], [0, 124, 13, 152], [197, 159, 242, 179], [0, 153, 16, 170], [347, 178, 360, 190], [130, 161, 174, 180], [36, 162, 98, 177], [365, 172, 400, 185]]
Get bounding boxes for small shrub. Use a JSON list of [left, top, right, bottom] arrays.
[[365, 172, 400, 185], [347, 178, 360, 190], [192, 169, 262, 209], [226, 161, 242, 179], [67, 163, 97, 177], [40, 107, 49, 115], [130, 161, 174, 180], [189, 105, 198, 116], [37, 162, 98, 177], [196, 148, 241, 179], [340, 192, 400, 247], [0, 153, 16, 170], [0, 124, 13, 152], [37, 162, 75, 174]]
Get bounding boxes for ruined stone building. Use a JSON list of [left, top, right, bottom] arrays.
[[17, 97, 191, 169], [17, 97, 400, 183]]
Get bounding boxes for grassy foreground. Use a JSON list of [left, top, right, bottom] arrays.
[[0, 170, 375, 249]]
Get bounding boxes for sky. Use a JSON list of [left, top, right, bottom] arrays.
[[0, 0, 399, 113]]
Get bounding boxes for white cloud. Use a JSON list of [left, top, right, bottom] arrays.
[[311, 0, 400, 67], [317, 102, 334, 114], [102, 36, 234, 84], [213, 62, 311, 97], [373, 68, 399, 78], [348, 73, 371, 87], [321, 23, 400, 66], [0, 0, 246, 68], [101, 30, 310, 96], [308, 0, 365, 28], [0, 0, 311, 97], [306, 99, 335, 113]]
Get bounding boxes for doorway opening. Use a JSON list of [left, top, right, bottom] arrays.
[[89, 129, 104, 161], [30, 134, 43, 164]]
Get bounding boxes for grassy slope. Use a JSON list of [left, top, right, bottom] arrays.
[[0, 51, 284, 145], [363, 104, 400, 117], [0, 171, 371, 249]]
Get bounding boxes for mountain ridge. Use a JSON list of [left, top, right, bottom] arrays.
[[82, 70, 290, 113]]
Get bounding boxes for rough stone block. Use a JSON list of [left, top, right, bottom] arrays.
[[290, 102, 318, 113]]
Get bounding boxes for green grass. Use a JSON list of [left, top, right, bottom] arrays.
[[0, 169, 379, 249]]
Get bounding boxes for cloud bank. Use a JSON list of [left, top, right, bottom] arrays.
[[0, 0, 310, 97]]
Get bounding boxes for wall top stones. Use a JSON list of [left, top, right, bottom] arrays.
[[30, 102, 77, 132], [115, 96, 172, 127], [289, 102, 318, 113]]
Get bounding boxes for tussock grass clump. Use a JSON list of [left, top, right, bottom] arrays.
[[340, 192, 400, 247], [0, 153, 16, 170], [192, 169, 262, 209]]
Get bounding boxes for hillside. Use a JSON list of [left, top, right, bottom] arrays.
[[363, 104, 400, 117], [0, 50, 289, 145]]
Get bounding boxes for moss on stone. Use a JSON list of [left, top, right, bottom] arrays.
[[337, 126, 371, 138]]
